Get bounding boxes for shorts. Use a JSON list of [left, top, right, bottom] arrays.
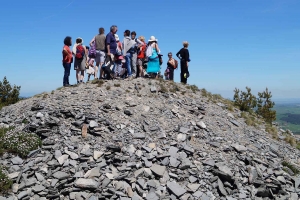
[[95, 50, 105, 63], [137, 58, 143, 66]]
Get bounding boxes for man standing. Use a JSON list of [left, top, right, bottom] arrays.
[[123, 30, 135, 79], [106, 25, 118, 60], [90, 28, 106, 79], [130, 31, 138, 77]]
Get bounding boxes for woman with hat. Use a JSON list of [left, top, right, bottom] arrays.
[[72, 37, 87, 84], [146, 36, 160, 78]]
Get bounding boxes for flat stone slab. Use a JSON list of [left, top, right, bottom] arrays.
[[75, 178, 99, 189], [150, 164, 166, 177], [167, 181, 187, 197]]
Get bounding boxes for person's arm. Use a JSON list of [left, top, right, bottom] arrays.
[[89, 36, 95, 46], [135, 38, 143, 45], [106, 35, 111, 55], [176, 49, 181, 60], [72, 45, 77, 55], [186, 50, 189, 67], [155, 43, 160, 53]]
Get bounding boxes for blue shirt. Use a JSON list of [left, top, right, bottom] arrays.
[[105, 32, 117, 54]]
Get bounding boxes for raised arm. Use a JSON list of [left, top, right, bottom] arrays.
[[89, 36, 95, 46]]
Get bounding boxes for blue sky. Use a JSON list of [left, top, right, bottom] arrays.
[[1, 0, 299, 100]]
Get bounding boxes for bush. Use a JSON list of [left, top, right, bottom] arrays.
[[233, 87, 257, 112], [0, 77, 21, 110], [265, 124, 278, 139], [106, 86, 111, 90], [114, 83, 121, 87], [282, 161, 300, 175], [0, 127, 41, 158], [0, 165, 12, 194], [256, 88, 276, 124]]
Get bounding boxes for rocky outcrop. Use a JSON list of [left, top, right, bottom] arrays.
[[0, 79, 299, 200]]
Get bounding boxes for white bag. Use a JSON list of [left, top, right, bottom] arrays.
[[86, 67, 95, 75], [146, 45, 153, 58]]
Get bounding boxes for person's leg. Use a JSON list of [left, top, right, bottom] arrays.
[[99, 51, 105, 79], [63, 63, 70, 86], [80, 70, 84, 82], [125, 53, 132, 77], [76, 69, 80, 83], [95, 50, 100, 79], [169, 68, 174, 81], [131, 53, 137, 77]]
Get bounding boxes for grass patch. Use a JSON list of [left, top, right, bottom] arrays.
[[114, 83, 121, 87], [241, 112, 262, 128], [92, 79, 104, 87], [169, 85, 180, 93], [0, 165, 12, 194], [42, 94, 48, 99], [22, 118, 29, 124], [148, 82, 152, 85], [181, 91, 186, 95], [186, 85, 199, 93], [282, 161, 300, 175], [56, 86, 64, 90], [0, 127, 42, 158], [106, 86, 111, 90], [223, 99, 234, 111], [265, 124, 278, 139], [51, 90, 54, 94], [126, 90, 130, 93], [284, 135, 297, 147], [159, 84, 168, 93]]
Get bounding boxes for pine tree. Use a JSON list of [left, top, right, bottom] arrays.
[[0, 76, 21, 109], [256, 87, 276, 124], [233, 87, 257, 112]]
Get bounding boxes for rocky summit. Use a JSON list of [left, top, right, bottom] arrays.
[[0, 79, 300, 200]]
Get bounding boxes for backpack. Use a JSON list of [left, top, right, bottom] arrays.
[[75, 45, 85, 59], [146, 45, 153, 58], [88, 42, 96, 58], [174, 59, 178, 69]]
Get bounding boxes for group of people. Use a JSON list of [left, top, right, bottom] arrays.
[[62, 25, 190, 87]]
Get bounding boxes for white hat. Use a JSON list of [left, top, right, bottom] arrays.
[[76, 37, 84, 44], [148, 36, 158, 42], [114, 34, 120, 41]]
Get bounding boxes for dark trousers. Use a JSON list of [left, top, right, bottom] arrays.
[[168, 67, 174, 81], [63, 63, 71, 86], [180, 61, 188, 84]]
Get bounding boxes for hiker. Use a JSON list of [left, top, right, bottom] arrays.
[[114, 34, 124, 78], [90, 28, 106, 79], [176, 41, 190, 84], [85, 46, 95, 81], [122, 30, 135, 80], [72, 37, 86, 84], [62, 36, 72, 87], [146, 36, 161, 78], [137, 36, 146, 78], [166, 52, 177, 81], [130, 31, 137, 77]]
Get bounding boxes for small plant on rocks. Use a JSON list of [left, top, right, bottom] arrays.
[[0, 165, 12, 194], [0, 127, 42, 158], [282, 161, 300, 175], [114, 83, 121, 87], [106, 86, 111, 90]]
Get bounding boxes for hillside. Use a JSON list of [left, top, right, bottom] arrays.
[[274, 104, 300, 135], [0, 79, 300, 200]]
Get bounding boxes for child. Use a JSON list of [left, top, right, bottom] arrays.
[[85, 46, 95, 81]]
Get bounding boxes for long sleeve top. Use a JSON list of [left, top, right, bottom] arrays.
[[176, 48, 190, 61]]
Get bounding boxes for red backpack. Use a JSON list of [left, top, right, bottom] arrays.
[[75, 45, 85, 59]]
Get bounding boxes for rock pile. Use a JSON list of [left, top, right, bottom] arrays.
[[0, 79, 300, 200]]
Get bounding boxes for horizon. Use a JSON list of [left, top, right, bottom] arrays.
[[1, 0, 299, 99]]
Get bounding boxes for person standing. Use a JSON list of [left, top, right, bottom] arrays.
[[146, 36, 160, 78], [166, 52, 177, 81], [176, 41, 190, 84], [62, 36, 72, 87], [90, 28, 106, 79], [137, 36, 146, 78], [72, 37, 87, 84], [122, 30, 135, 80]]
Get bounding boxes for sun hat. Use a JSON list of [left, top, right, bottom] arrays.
[[114, 34, 120, 41], [148, 36, 158, 42], [76, 37, 84, 44]]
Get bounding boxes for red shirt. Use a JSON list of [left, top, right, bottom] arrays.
[[62, 45, 72, 63], [137, 44, 146, 59]]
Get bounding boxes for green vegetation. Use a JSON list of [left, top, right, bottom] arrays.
[[106, 86, 111, 90], [186, 85, 199, 93], [0, 77, 21, 110], [282, 161, 300, 175], [0, 127, 42, 158], [256, 88, 276, 124], [0, 127, 41, 194], [114, 83, 121, 87], [274, 104, 300, 134], [92, 79, 104, 87], [0, 165, 12, 194], [265, 124, 278, 139], [233, 87, 257, 112]]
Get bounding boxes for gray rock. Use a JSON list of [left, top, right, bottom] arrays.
[[52, 171, 70, 179], [75, 178, 99, 189], [231, 143, 247, 153], [218, 179, 227, 196], [32, 185, 45, 193], [11, 157, 23, 165], [89, 120, 98, 128], [196, 121, 206, 129], [150, 164, 166, 177], [167, 181, 187, 197]]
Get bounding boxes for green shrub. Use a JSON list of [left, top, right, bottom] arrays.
[[0, 165, 12, 194], [256, 88, 276, 124], [106, 86, 111, 90], [265, 124, 278, 139], [233, 87, 257, 112], [282, 161, 300, 175], [0, 77, 21, 110], [0, 127, 41, 158], [114, 83, 121, 87]]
